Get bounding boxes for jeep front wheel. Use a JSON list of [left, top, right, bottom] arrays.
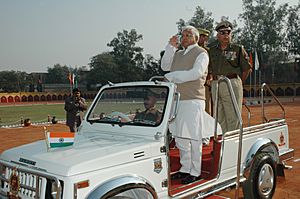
[[243, 152, 277, 199], [104, 187, 155, 199]]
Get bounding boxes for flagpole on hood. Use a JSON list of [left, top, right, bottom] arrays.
[[44, 126, 50, 152]]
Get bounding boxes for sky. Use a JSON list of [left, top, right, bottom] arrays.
[[0, 0, 298, 72]]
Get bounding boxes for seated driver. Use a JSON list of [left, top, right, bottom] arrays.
[[134, 93, 162, 124]]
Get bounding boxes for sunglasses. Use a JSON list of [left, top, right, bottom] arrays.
[[218, 30, 231, 35]]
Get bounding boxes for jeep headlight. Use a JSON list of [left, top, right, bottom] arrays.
[[46, 179, 63, 199], [51, 181, 58, 198]]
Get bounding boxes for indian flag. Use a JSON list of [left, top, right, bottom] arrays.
[[47, 132, 75, 148]]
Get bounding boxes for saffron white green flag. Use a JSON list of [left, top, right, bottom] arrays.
[[255, 49, 260, 70], [47, 132, 75, 148]]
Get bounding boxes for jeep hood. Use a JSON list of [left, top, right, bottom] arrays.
[[0, 130, 161, 176]]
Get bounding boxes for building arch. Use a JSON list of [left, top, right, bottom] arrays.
[[285, 87, 294, 96], [22, 95, 27, 102], [15, 96, 21, 102], [40, 95, 46, 101], [34, 95, 40, 101], [28, 95, 33, 102], [275, 87, 284, 96], [1, 96, 7, 103], [63, 94, 69, 100], [8, 96, 14, 103]]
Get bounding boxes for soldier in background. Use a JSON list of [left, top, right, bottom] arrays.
[[197, 28, 210, 51], [208, 21, 252, 132], [198, 28, 212, 115], [64, 88, 87, 132]]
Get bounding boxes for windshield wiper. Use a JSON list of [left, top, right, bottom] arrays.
[[88, 117, 156, 127], [88, 116, 120, 125], [132, 119, 156, 126]]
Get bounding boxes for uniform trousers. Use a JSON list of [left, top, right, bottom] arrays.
[[211, 77, 243, 133]]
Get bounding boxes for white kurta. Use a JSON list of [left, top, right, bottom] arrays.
[[161, 43, 221, 177], [161, 44, 221, 176], [161, 43, 210, 140]]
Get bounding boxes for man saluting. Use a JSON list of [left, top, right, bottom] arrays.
[[161, 25, 209, 184]]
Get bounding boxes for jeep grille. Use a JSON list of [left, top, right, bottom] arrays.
[[0, 160, 62, 199]]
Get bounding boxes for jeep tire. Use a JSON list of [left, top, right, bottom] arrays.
[[243, 152, 277, 199]]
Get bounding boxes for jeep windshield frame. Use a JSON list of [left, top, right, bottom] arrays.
[[87, 85, 169, 127]]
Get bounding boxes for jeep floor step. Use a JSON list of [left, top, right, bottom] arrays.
[[205, 195, 230, 199]]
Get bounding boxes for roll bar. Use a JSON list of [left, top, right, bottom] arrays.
[[261, 83, 285, 123], [213, 76, 243, 199]]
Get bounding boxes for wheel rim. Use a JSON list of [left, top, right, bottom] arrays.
[[258, 163, 274, 197]]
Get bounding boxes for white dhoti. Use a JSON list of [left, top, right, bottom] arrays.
[[169, 100, 222, 177], [170, 100, 204, 177], [202, 111, 223, 139]]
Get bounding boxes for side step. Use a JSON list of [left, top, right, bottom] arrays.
[[205, 195, 230, 199]]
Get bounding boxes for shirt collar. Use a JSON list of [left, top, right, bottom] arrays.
[[183, 43, 198, 55], [217, 42, 232, 50], [144, 106, 156, 113]]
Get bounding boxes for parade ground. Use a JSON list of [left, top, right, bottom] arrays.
[[0, 101, 299, 198]]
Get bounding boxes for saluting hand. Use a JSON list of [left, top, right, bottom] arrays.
[[169, 35, 179, 48]]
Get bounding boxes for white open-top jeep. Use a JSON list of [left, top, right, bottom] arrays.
[[0, 77, 294, 199]]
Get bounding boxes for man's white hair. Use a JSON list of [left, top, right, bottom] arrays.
[[181, 25, 199, 41]]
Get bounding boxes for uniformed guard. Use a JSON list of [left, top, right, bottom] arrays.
[[134, 92, 162, 124], [208, 20, 252, 132], [197, 28, 210, 51], [197, 28, 212, 116]]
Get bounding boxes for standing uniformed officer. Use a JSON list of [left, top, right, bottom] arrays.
[[197, 28, 212, 115], [64, 88, 87, 132], [197, 28, 210, 51], [208, 21, 252, 132]]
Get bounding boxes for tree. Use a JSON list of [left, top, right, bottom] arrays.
[[0, 71, 28, 92], [239, 0, 288, 52], [286, 2, 300, 56], [143, 54, 164, 80], [107, 29, 144, 66], [87, 53, 118, 86], [107, 29, 145, 82], [46, 64, 70, 84], [176, 6, 214, 34], [239, 0, 290, 84]]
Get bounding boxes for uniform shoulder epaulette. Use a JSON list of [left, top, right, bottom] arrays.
[[207, 39, 218, 48]]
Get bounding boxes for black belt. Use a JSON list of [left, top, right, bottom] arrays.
[[212, 74, 239, 80]]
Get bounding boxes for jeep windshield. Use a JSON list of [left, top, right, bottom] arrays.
[[87, 85, 169, 127]]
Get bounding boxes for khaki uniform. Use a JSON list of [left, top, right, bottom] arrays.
[[64, 96, 87, 132], [134, 107, 161, 124], [208, 43, 251, 132]]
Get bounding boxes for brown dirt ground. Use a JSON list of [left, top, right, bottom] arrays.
[[0, 102, 299, 198]]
